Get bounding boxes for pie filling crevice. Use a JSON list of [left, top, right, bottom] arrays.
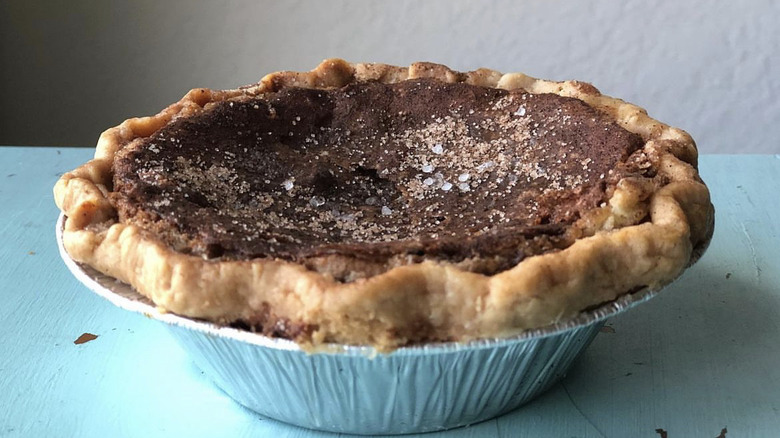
[[55, 59, 714, 350]]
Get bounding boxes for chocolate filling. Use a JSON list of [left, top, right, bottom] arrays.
[[111, 79, 644, 278]]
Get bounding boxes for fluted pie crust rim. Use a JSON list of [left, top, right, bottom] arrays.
[[54, 59, 714, 351]]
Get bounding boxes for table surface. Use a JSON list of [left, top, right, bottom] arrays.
[[1, 147, 778, 438]]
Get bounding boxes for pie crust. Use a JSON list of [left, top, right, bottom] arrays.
[[54, 59, 714, 350]]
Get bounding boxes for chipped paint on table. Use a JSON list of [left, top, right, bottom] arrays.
[[1, 147, 779, 437]]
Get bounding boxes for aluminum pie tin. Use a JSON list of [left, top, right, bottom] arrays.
[[57, 214, 662, 435]]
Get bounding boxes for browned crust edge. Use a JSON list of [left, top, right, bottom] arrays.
[[54, 59, 714, 350]]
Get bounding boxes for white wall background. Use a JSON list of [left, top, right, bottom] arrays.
[[1, 0, 778, 153]]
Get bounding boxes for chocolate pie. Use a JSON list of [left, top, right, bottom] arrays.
[[55, 59, 714, 350]]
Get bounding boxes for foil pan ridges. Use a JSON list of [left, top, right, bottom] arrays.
[[167, 320, 602, 434], [57, 214, 658, 434]]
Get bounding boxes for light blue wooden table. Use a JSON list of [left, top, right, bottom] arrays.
[[1, 147, 778, 437]]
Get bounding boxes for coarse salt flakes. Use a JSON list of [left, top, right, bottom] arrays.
[[477, 161, 496, 173]]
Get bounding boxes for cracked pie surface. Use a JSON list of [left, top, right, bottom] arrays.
[[55, 59, 714, 350]]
